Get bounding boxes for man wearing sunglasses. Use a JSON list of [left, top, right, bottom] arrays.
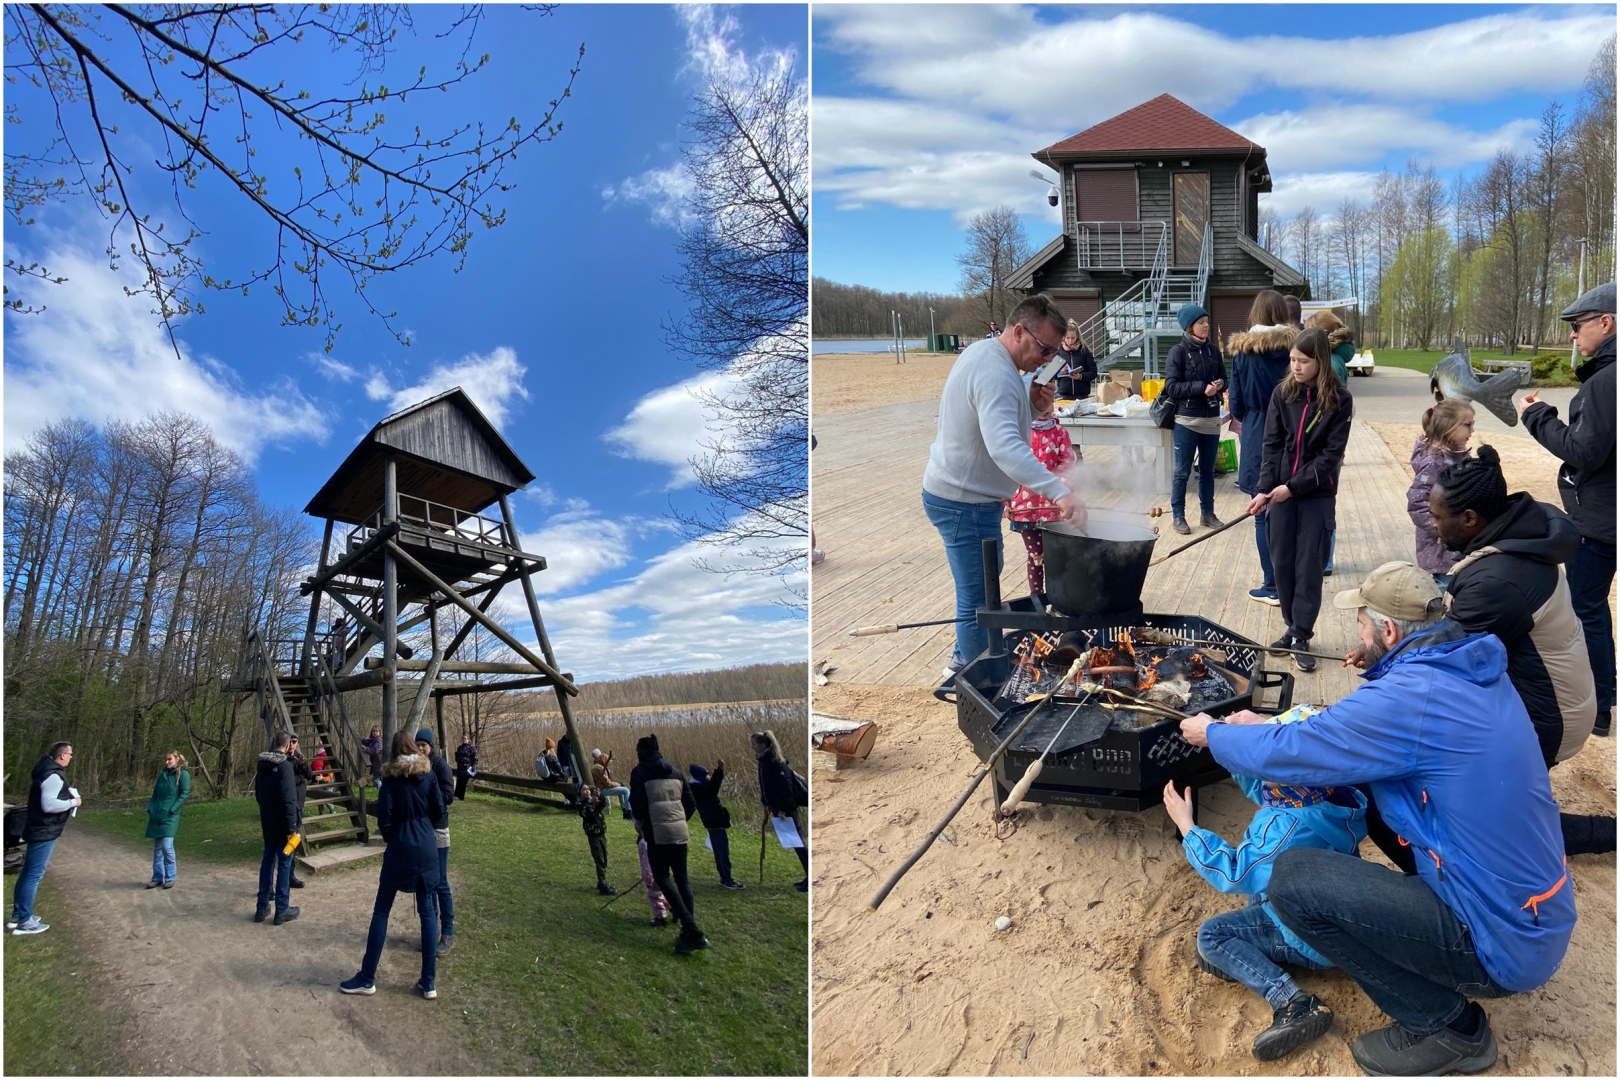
[[1519, 281, 1615, 737], [922, 293, 1083, 680]]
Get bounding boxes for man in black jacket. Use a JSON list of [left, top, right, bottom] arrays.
[[415, 728, 456, 956], [285, 734, 313, 889], [630, 734, 709, 954], [253, 732, 300, 925], [9, 742, 80, 936], [1521, 281, 1616, 736]]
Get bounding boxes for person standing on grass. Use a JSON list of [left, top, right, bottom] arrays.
[[145, 750, 192, 890], [9, 742, 80, 936], [1226, 290, 1297, 606], [689, 761, 745, 890], [253, 731, 300, 926], [752, 731, 808, 893], [1247, 328, 1354, 673], [923, 293, 1080, 678], [341, 730, 445, 1000], [633, 818, 672, 927], [361, 725, 384, 789], [1519, 280, 1616, 738], [591, 748, 632, 819], [415, 728, 456, 956], [629, 734, 710, 954], [578, 785, 617, 896], [1163, 302, 1228, 536], [453, 734, 478, 801]]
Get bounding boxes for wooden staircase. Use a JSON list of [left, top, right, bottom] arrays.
[[280, 675, 371, 853]]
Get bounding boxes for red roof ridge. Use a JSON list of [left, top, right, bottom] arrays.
[[1040, 94, 1260, 157]]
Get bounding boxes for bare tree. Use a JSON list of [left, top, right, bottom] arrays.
[[1573, 37, 1617, 282], [956, 206, 1029, 330], [1529, 102, 1568, 349], [3, 5, 583, 350], [664, 50, 808, 597]]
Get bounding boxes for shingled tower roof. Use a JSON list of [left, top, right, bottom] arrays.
[[1040, 94, 1260, 157]]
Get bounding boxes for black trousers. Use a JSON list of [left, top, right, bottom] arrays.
[[1267, 496, 1334, 642], [587, 832, 608, 883], [647, 842, 701, 937], [709, 828, 733, 884], [454, 773, 470, 800]]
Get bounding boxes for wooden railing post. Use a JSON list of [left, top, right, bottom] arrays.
[[381, 454, 399, 743]]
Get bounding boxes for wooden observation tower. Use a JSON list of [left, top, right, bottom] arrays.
[[232, 388, 585, 860]]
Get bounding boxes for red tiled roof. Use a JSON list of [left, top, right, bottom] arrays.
[[1040, 94, 1261, 157]]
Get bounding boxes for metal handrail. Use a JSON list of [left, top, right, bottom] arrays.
[[1194, 224, 1213, 307], [1075, 220, 1168, 270]]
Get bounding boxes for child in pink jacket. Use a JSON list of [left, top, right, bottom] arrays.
[[1005, 411, 1077, 595]]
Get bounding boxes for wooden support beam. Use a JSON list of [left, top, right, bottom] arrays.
[[331, 668, 390, 693], [365, 658, 543, 675], [299, 521, 400, 595], [430, 674, 566, 696], [383, 539, 578, 696], [382, 455, 400, 743], [405, 608, 443, 734], [301, 519, 334, 676], [327, 589, 413, 660]]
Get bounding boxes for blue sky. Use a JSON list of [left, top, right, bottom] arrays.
[[4, 4, 808, 681], [812, 3, 1613, 295]]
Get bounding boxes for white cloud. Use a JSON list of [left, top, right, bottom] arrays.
[[310, 354, 361, 382], [1237, 105, 1540, 176], [365, 346, 529, 428], [3, 242, 327, 460], [601, 164, 695, 230], [518, 511, 636, 595], [603, 371, 739, 488]]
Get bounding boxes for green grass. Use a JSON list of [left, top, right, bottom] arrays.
[[2, 876, 136, 1075], [78, 792, 809, 1074]]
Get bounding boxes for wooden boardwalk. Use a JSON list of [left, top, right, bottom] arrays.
[[811, 400, 1416, 705]]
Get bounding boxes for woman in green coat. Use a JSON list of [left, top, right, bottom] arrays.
[[145, 751, 192, 889]]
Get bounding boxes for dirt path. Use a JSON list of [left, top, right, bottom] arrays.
[[48, 830, 474, 1075]]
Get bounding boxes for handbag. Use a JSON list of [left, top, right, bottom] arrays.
[[1149, 392, 1177, 429]]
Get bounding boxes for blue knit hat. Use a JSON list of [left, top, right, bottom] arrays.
[[414, 727, 434, 746], [1177, 303, 1209, 332], [689, 764, 709, 783]]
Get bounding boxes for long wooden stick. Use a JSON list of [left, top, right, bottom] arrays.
[[869, 659, 1084, 911], [759, 811, 769, 885], [1148, 511, 1254, 566], [1134, 632, 1345, 663]]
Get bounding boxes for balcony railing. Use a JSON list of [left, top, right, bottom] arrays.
[[1075, 220, 1169, 270], [345, 494, 513, 553]]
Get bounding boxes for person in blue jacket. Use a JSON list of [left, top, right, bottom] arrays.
[[1179, 561, 1573, 1077], [1164, 729, 1367, 1062]]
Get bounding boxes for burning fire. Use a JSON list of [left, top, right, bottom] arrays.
[[1138, 665, 1158, 691]]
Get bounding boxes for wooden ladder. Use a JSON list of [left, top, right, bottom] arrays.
[[279, 676, 370, 851]]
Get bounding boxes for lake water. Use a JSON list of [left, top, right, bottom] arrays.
[[813, 338, 928, 355]]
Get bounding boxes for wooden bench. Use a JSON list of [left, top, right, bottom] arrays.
[[1476, 358, 1532, 380], [469, 771, 578, 808]]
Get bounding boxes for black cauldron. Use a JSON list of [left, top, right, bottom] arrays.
[[1039, 510, 1158, 617]]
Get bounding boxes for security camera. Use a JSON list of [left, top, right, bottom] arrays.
[[1047, 185, 1059, 208]]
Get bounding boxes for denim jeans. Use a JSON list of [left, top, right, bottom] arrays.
[[922, 490, 1004, 668], [1566, 536, 1616, 712], [1171, 424, 1219, 519], [709, 827, 734, 883], [151, 837, 176, 884], [257, 842, 292, 915], [11, 839, 57, 923], [601, 786, 631, 815], [1236, 419, 1275, 589], [433, 843, 454, 936], [1266, 846, 1511, 1033], [359, 881, 437, 986], [1197, 898, 1327, 1009]]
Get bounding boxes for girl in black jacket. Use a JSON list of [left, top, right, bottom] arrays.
[[1163, 303, 1228, 534], [752, 731, 808, 892], [689, 761, 744, 889], [1248, 328, 1353, 670], [1054, 321, 1098, 400], [340, 731, 446, 999]]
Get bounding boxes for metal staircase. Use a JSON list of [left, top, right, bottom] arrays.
[[1073, 224, 1212, 377]]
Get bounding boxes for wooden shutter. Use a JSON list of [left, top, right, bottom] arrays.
[[1074, 168, 1138, 224]]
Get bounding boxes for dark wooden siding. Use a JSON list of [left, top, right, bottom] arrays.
[[375, 399, 527, 490], [1046, 291, 1101, 334], [1073, 167, 1138, 223], [1031, 235, 1101, 292], [1210, 291, 1260, 346]]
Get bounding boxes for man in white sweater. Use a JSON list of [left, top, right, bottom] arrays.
[[923, 294, 1082, 675]]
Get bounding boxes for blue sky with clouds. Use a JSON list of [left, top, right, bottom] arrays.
[[812, 3, 1613, 295], [4, 4, 808, 681]]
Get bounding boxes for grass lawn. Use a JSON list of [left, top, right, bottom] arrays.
[[76, 790, 809, 1075], [2, 876, 137, 1075]]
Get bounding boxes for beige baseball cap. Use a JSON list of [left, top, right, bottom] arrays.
[[1333, 561, 1444, 621]]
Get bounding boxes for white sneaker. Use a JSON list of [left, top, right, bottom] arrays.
[[12, 917, 48, 935], [5, 919, 17, 931]]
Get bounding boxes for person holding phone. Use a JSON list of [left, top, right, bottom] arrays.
[[1054, 320, 1097, 400], [1164, 304, 1228, 535]]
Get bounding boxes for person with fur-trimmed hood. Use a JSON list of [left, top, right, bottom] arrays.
[[340, 730, 446, 1000], [629, 734, 709, 954], [1226, 290, 1298, 606], [253, 731, 300, 926]]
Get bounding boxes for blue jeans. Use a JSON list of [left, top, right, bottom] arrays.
[[1567, 536, 1616, 712], [151, 837, 176, 884], [922, 490, 1004, 668], [257, 842, 292, 915], [709, 827, 734, 883], [360, 880, 438, 985], [433, 844, 454, 936], [1198, 898, 1327, 1009], [1266, 846, 1510, 1033], [1236, 418, 1275, 589], [11, 839, 57, 923], [601, 786, 631, 815], [1171, 424, 1219, 519]]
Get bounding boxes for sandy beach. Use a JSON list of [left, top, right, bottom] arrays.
[[809, 351, 1617, 1077]]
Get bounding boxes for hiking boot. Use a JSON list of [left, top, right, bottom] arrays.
[[146, 880, 163, 889], [1268, 633, 1296, 657], [1252, 992, 1333, 1062], [721, 880, 746, 890], [1249, 586, 1280, 606], [1172, 516, 1191, 535], [675, 932, 712, 955], [1194, 952, 1238, 983], [11, 917, 48, 936], [651, 916, 669, 928], [1350, 1006, 1497, 1076], [273, 906, 300, 925], [1595, 710, 1612, 737], [436, 934, 453, 956], [1200, 513, 1224, 529], [289, 876, 306, 889], [415, 980, 437, 1000], [254, 907, 270, 923], [597, 882, 619, 896], [1294, 651, 1317, 673], [794, 879, 809, 893], [339, 974, 376, 995]]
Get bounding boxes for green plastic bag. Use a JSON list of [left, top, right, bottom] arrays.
[[1215, 438, 1238, 474]]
